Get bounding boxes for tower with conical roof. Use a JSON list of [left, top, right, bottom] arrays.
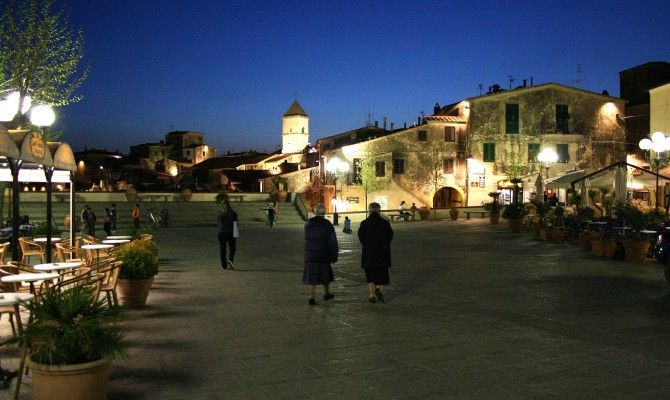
[[282, 100, 309, 153]]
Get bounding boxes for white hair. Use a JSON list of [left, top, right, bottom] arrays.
[[314, 203, 326, 216]]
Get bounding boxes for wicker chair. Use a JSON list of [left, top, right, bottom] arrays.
[[18, 237, 46, 265], [0, 242, 10, 264]]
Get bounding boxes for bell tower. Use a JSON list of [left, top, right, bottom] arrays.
[[282, 100, 309, 153]]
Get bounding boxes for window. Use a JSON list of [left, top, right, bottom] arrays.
[[202, 151, 205, 157], [443, 158, 454, 174], [557, 144, 570, 163], [556, 104, 569, 133], [393, 159, 405, 174], [417, 130, 427, 141], [186, 150, 190, 156], [352, 158, 361, 184], [483, 143, 496, 162], [528, 143, 540, 162], [505, 103, 519, 134], [444, 126, 456, 142], [375, 161, 385, 177]]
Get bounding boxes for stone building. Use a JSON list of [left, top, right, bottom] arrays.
[[317, 82, 625, 211], [129, 130, 216, 175]]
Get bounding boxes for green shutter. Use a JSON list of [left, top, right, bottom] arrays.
[[528, 143, 540, 162], [556, 104, 569, 133], [557, 144, 569, 162], [483, 143, 495, 162], [506, 104, 519, 134]]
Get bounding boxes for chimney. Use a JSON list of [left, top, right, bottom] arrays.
[[383, 117, 387, 129], [404, 122, 407, 129], [523, 79, 527, 87], [390, 122, 394, 130], [374, 120, 378, 127], [417, 117, 421, 125], [530, 77, 534, 86]]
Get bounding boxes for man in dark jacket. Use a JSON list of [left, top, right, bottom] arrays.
[[303, 203, 338, 305], [358, 202, 393, 303]]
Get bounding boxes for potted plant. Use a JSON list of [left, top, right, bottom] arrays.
[[18, 285, 125, 400], [590, 230, 616, 258], [502, 203, 528, 233], [483, 192, 502, 224], [449, 207, 459, 220], [114, 244, 159, 307], [180, 188, 193, 201], [270, 176, 289, 203], [577, 207, 597, 250], [530, 199, 551, 240], [614, 201, 658, 263]]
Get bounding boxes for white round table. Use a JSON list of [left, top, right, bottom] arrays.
[[33, 237, 62, 243], [0, 292, 34, 335], [33, 261, 82, 272], [106, 236, 132, 240], [1, 273, 59, 293], [81, 244, 114, 263], [102, 239, 130, 245]]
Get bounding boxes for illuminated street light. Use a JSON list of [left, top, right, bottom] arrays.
[[537, 147, 559, 179], [639, 131, 669, 212], [325, 156, 349, 225]]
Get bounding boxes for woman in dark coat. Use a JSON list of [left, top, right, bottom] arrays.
[[303, 203, 338, 305], [358, 202, 393, 303], [217, 200, 238, 269]]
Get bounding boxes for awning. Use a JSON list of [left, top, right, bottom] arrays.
[[544, 170, 585, 189]]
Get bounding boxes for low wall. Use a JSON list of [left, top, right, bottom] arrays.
[[16, 191, 271, 203]]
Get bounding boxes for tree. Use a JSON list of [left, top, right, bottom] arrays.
[[0, 0, 88, 129], [356, 158, 384, 212]]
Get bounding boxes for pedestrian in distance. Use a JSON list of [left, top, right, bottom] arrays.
[[217, 200, 239, 269], [343, 216, 352, 234], [410, 202, 418, 221], [358, 202, 393, 303], [103, 207, 113, 236], [399, 200, 410, 221], [132, 203, 141, 229], [303, 203, 338, 305], [84, 205, 97, 237], [110, 203, 118, 233], [80, 206, 90, 235]]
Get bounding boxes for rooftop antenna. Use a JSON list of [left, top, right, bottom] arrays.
[[507, 75, 515, 90], [293, 91, 298, 101], [478, 83, 483, 95], [574, 63, 583, 86]]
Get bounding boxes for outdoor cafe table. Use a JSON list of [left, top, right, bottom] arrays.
[[102, 239, 131, 245], [81, 244, 114, 263], [106, 236, 132, 240], [33, 261, 82, 273], [1, 273, 58, 294], [0, 292, 33, 336], [33, 237, 62, 244]]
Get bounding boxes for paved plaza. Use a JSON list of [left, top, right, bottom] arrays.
[[4, 216, 670, 399]]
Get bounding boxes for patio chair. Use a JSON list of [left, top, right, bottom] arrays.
[[0, 266, 22, 336], [98, 261, 122, 307], [0, 242, 9, 263], [54, 242, 86, 264], [18, 237, 46, 265]]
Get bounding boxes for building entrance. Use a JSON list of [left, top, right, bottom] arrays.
[[433, 187, 463, 208]]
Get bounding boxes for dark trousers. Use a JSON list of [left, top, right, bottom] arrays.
[[134, 217, 140, 229], [218, 232, 236, 265]]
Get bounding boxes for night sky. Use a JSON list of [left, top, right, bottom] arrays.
[[53, 0, 670, 155]]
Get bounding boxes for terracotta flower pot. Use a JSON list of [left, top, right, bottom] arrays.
[[507, 218, 523, 233], [624, 240, 650, 264], [591, 239, 603, 257], [449, 209, 459, 220], [117, 277, 154, 307], [580, 233, 592, 251], [551, 228, 566, 243], [489, 212, 500, 224], [601, 241, 615, 258], [29, 357, 111, 400]]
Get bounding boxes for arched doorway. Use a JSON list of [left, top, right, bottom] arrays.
[[433, 186, 464, 208]]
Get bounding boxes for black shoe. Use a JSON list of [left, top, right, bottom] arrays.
[[375, 289, 385, 303], [309, 298, 316, 305], [324, 293, 335, 301], [221, 264, 227, 270], [369, 296, 376, 303]]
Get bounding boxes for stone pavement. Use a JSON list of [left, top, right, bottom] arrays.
[[3, 217, 670, 399]]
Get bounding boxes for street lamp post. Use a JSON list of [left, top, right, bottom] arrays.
[[639, 131, 669, 212], [325, 157, 349, 225], [537, 147, 558, 202], [0, 92, 56, 261]]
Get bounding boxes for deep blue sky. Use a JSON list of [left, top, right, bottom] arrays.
[[53, 0, 670, 154]]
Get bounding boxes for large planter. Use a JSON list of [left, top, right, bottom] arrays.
[[418, 207, 430, 220], [29, 356, 111, 400], [117, 277, 154, 307], [449, 208, 459, 220], [580, 233, 592, 251], [489, 212, 500, 224], [538, 227, 548, 241], [507, 218, 523, 233], [551, 228, 566, 243], [591, 239, 603, 257], [180, 188, 193, 201], [624, 240, 651, 264], [125, 185, 139, 202], [601, 241, 616, 258]]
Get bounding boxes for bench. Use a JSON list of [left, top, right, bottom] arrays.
[[464, 211, 490, 219], [389, 214, 409, 222], [228, 194, 246, 202]]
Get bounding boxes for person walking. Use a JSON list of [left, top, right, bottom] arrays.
[[86, 205, 97, 237], [110, 203, 118, 233], [103, 207, 113, 236], [217, 200, 238, 269], [303, 203, 338, 305], [132, 203, 141, 229], [358, 202, 393, 303], [80, 206, 90, 235]]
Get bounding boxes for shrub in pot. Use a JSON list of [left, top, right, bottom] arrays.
[[484, 192, 502, 224], [115, 246, 159, 307], [449, 207, 459, 220], [502, 203, 528, 233], [18, 286, 125, 400], [418, 206, 431, 220]]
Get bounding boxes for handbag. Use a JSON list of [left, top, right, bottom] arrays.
[[233, 221, 239, 238]]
